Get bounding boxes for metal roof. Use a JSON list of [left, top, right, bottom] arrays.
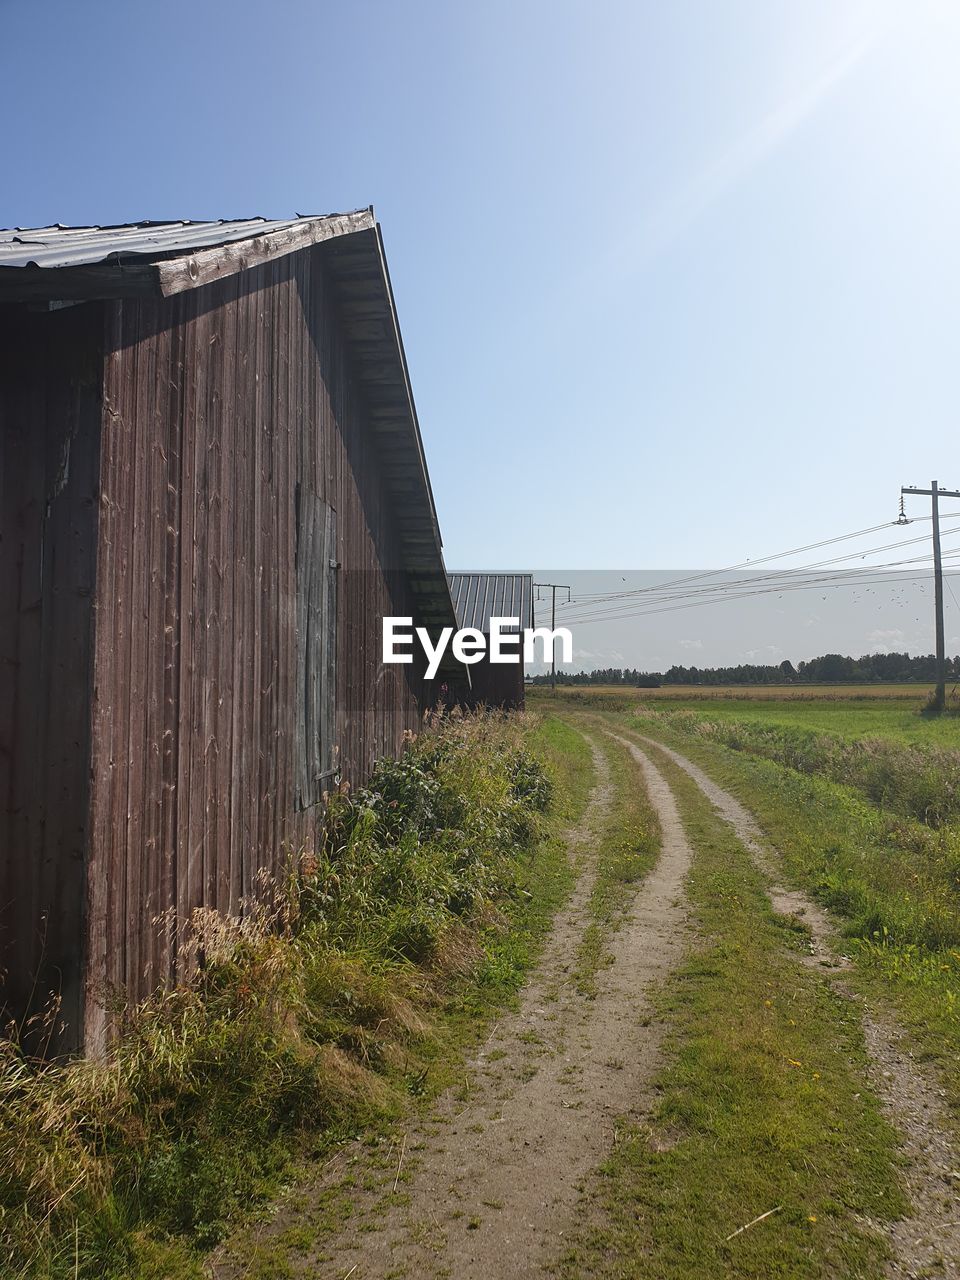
[[447, 573, 534, 633], [0, 213, 368, 270]]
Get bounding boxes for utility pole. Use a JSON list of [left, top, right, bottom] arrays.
[[533, 582, 571, 691], [901, 481, 960, 713]]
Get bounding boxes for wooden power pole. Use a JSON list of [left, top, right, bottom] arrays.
[[533, 582, 571, 691], [901, 481, 960, 713]]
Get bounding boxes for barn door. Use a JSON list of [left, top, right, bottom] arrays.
[[295, 490, 338, 808]]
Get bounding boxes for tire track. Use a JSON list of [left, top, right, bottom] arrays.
[[631, 730, 960, 1280], [279, 731, 693, 1280]]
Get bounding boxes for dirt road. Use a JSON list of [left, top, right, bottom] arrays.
[[215, 722, 960, 1279], [241, 732, 695, 1279], [632, 731, 960, 1280]]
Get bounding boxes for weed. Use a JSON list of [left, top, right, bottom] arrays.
[[0, 712, 573, 1279], [635, 706, 960, 828]]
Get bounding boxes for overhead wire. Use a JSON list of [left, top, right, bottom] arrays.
[[555, 514, 960, 605], [552, 571, 960, 627], [533, 525, 960, 626], [533, 551, 960, 626], [545, 551, 960, 625], [541, 523, 960, 618]]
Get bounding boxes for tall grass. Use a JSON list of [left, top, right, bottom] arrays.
[[622, 708, 960, 1112], [639, 707, 960, 827], [0, 711, 554, 1280], [631, 707, 960, 947]]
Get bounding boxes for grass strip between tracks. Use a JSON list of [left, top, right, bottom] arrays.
[[558, 727, 904, 1280]]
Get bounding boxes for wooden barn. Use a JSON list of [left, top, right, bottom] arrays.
[[446, 573, 534, 710], [0, 211, 460, 1053]]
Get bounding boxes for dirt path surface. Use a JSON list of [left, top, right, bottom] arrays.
[[260, 732, 693, 1280], [634, 731, 960, 1280]]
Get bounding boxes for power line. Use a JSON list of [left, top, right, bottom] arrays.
[[555, 514, 960, 606], [536, 552, 960, 626], [539, 541, 960, 626], [545, 522, 960, 619], [525, 503, 960, 672], [541, 569, 959, 626], [550, 569, 960, 627]]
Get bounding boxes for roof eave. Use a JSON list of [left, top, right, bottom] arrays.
[[0, 210, 376, 303], [318, 221, 460, 646]]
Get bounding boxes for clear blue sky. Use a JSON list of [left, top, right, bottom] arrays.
[[4, 0, 959, 573]]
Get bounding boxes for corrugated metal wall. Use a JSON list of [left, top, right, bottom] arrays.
[[455, 657, 526, 710], [445, 573, 532, 710], [0, 304, 102, 1045], [82, 246, 428, 1051]]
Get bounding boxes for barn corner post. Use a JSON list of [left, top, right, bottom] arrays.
[[0, 298, 105, 1055], [81, 299, 126, 1061]]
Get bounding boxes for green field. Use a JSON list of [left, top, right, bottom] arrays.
[[662, 690, 957, 745], [531, 682, 960, 1115], [548, 682, 935, 701], [658, 696, 960, 744], [542, 683, 960, 744]]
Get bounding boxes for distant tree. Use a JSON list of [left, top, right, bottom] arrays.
[[801, 653, 857, 682], [527, 650, 945, 688]]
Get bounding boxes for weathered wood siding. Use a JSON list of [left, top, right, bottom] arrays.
[[84, 247, 427, 1048], [0, 304, 102, 1044]]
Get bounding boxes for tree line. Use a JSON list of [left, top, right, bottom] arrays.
[[527, 652, 960, 687]]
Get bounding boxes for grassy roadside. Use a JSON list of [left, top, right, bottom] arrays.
[[637, 703, 960, 826], [1, 713, 591, 1280], [441, 714, 593, 1036], [211, 712, 595, 1280], [634, 694, 952, 745], [622, 711, 960, 1127], [557, 733, 905, 1280], [575, 733, 660, 995]]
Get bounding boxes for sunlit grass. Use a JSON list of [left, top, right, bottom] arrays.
[[557, 736, 903, 1280], [532, 682, 936, 703], [575, 734, 660, 995], [635, 692, 958, 744], [591, 700, 960, 1126], [0, 712, 583, 1280]]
